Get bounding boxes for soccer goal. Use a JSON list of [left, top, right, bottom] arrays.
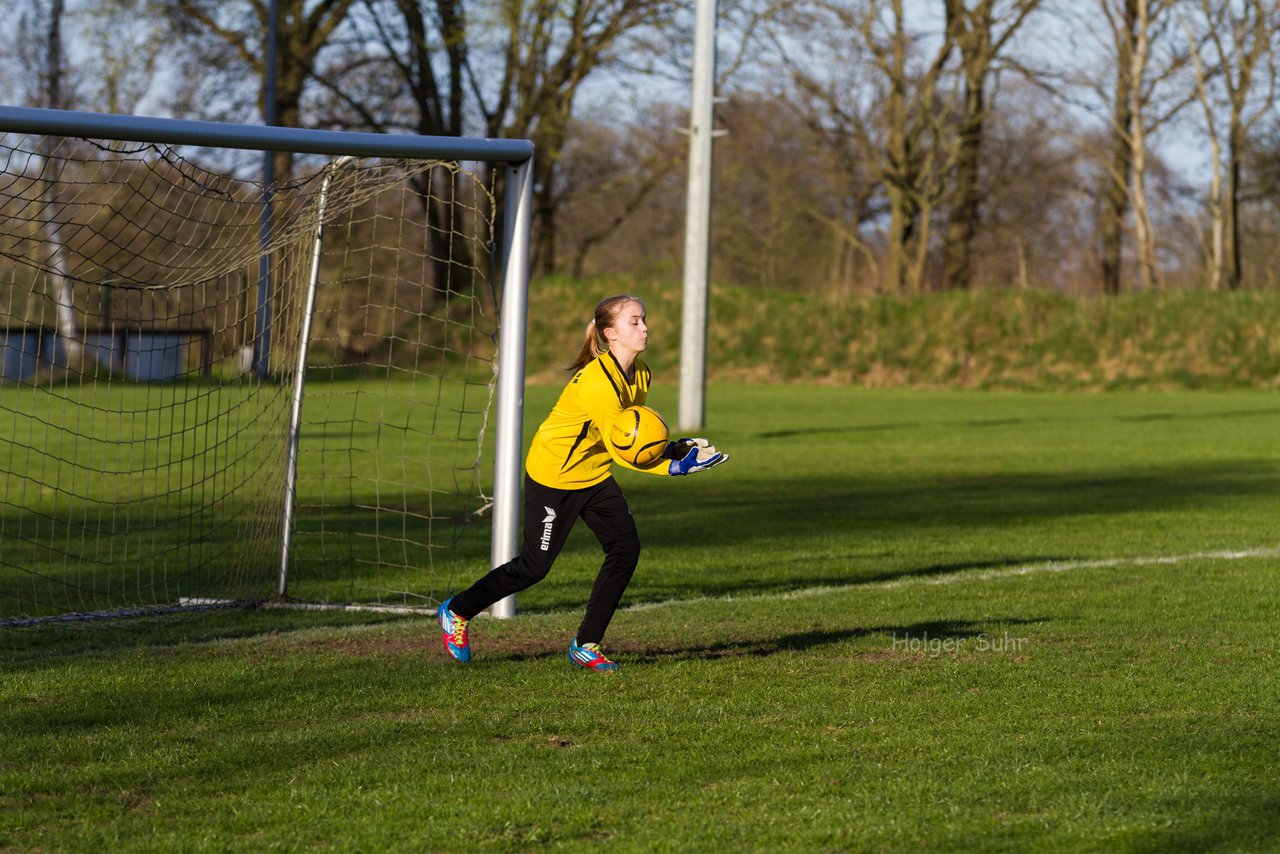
[[0, 106, 531, 625]]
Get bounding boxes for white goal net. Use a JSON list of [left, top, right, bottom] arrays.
[[0, 110, 531, 625]]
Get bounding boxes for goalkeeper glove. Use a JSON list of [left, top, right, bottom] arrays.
[[667, 438, 729, 476], [663, 437, 714, 459]]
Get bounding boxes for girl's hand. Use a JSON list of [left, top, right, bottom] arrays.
[[663, 437, 710, 459]]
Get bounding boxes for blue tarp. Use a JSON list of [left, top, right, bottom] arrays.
[[1, 329, 189, 382]]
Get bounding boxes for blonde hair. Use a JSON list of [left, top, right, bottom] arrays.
[[567, 294, 645, 373]]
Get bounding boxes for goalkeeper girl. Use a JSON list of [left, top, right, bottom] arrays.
[[437, 294, 728, 671]]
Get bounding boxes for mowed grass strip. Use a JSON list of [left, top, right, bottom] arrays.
[[3, 386, 1280, 851]]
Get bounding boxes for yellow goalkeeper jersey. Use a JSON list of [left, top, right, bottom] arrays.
[[525, 352, 669, 489]]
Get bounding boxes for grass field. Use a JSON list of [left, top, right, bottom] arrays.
[[4, 384, 1280, 851], [0, 374, 496, 617]]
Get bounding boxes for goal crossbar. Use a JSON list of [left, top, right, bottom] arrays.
[[0, 106, 533, 164]]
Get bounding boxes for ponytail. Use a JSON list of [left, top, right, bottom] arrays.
[[569, 318, 608, 373], [566, 294, 644, 373]]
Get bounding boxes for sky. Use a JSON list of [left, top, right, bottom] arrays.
[[5, 0, 1238, 193]]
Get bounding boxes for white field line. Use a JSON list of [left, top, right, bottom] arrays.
[[67, 546, 1273, 626], [618, 546, 1280, 614]]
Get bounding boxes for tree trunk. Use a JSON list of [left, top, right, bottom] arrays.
[[886, 191, 911, 294], [943, 72, 984, 290], [1101, 0, 1137, 295], [386, 0, 474, 298], [1226, 120, 1243, 289], [1129, 0, 1159, 291], [1100, 143, 1130, 295], [1186, 10, 1223, 292], [908, 197, 935, 294], [535, 166, 558, 277], [941, 0, 1043, 290], [41, 0, 80, 362], [409, 167, 479, 299], [883, 2, 915, 294], [1130, 130, 1157, 290], [42, 156, 79, 363], [1206, 132, 1224, 291]]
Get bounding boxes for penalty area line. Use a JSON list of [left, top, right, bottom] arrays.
[[620, 545, 1280, 614]]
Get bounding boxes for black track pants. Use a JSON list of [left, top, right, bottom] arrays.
[[449, 474, 641, 644]]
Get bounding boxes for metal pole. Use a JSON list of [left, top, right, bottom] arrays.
[[489, 158, 534, 619], [254, 190, 274, 377], [278, 158, 345, 597], [678, 0, 718, 432], [0, 106, 533, 163]]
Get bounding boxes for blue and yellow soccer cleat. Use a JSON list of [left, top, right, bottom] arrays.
[[438, 598, 471, 663], [568, 637, 618, 672]]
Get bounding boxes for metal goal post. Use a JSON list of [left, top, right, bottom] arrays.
[[0, 105, 532, 619]]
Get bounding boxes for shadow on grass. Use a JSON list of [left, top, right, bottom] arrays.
[[527, 556, 1074, 619], [633, 458, 1280, 551], [0, 607, 417, 668], [626, 617, 1049, 663], [757, 422, 914, 439], [756, 405, 1280, 439], [861, 555, 1073, 584], [622, 617, 1049, 665], [474, 617, 1050, 664], [1121, 791, 1280, 853]]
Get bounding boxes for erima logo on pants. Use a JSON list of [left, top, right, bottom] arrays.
[[540, 506, 557, 551]]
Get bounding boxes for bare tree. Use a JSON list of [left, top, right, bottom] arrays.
[[313, 0, 478, 297], [546, 103, 689, 279], [762, 3, 884, 292], [317, 0, 674, 276], [556, 108, 686, 279], [475, 0, 675, 275], [1128, 0, 1159, 290], [166, 0, 360, 178], [706, 94, 854, 293], [778, 0, 958, 294], [315, 0, 469, 137], [1184, 10, 1225, 290], [870, 0, 959, 293], [78, 0, 169, 113], [1245, 119, 1280, 287], [971, 80, 1098, 292], [1184, 0, 1277, 290], [1097, 0, 1138, 295], [940, 0, 1044, 291], [1070, 0, 1190, 293]]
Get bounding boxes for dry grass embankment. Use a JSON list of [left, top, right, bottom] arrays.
[[526, 277, 1280, 390]]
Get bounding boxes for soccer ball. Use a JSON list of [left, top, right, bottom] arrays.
[[609, 405, 670, 466]]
